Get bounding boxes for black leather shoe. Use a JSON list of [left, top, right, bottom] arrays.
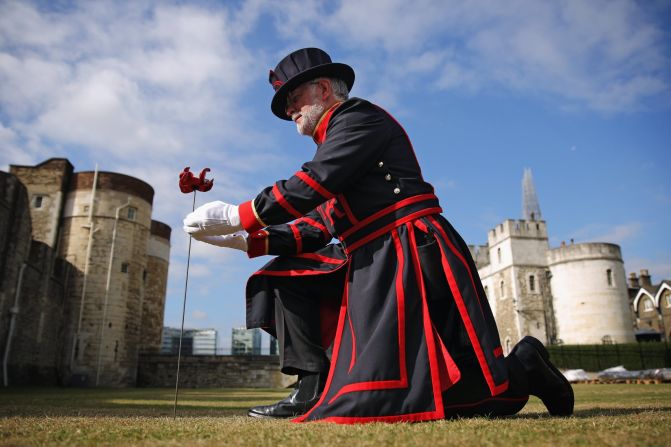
[[511, 336, 574, 416], [247, 373, 324, 419]]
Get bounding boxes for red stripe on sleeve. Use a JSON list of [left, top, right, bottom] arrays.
[[295, 171, 334, 199], [290, 224, 303, 254], [296, 217, 330, 240], [272, 183, 303, 219]]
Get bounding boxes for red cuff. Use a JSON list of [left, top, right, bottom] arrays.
[[247, 230, 269, 258], [239, 200, 265, 233]]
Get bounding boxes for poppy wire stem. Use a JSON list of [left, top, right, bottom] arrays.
[[173, 190, 197, 418]]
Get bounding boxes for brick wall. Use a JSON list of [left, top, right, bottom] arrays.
[[137, 355, 294, 388]]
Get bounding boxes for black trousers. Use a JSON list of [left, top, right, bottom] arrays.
[[258, 269, 530, 417]]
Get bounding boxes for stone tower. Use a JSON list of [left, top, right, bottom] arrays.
[[5, 159, 170, 386], [140, 220, 171, 353], [548, 243, 635, 344], [58, 170, 158, 386], [478, 219, 554, 353]]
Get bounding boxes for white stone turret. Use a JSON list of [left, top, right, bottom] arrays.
[[548, 243, 635, 344]]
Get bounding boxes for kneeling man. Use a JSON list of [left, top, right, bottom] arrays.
[[184, 48, 574, 423]]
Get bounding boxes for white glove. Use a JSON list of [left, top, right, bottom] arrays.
[[191, 231, 248, 252], [183, 200, 241, 236]]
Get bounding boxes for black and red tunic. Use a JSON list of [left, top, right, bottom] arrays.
[[238, 98, 508, 423]]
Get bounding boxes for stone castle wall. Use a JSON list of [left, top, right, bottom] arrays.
[[137, 354, 292, 389], [9, 159, 73, 248], [140, 221, 171, 354]]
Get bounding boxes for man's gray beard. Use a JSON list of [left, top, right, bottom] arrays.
[[296, 102, 325, 136]]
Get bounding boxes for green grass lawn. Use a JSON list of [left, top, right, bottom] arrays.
[[1, 384, 670, 446]]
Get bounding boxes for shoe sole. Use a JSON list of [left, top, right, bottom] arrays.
[[247, 409, 296, 419], [520, 336, 575, 416]]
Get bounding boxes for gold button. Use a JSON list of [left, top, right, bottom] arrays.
[[385, 174, 391, 181], [378, 161, 384, 168], [393, 187, 400, 194]]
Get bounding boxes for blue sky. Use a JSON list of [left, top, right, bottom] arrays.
[[1, 0, 670, 351]]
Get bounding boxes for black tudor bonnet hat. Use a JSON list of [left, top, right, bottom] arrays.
[[269, 48, 355, 120]]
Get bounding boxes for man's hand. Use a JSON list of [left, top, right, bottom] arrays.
[[183, 200, 242, 236], [191, 231, 248, 252]]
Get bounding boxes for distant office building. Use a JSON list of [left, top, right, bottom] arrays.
[[161, 327, 217, 355], [232, 327, 262, 355]]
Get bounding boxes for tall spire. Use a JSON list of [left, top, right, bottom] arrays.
[[522, 168, 542, 221]]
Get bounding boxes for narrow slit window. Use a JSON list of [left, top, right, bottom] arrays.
[[33, 195, 44, 208], [529, 275, 535, 292], [121, 262, 129, 273], [606, 269, 613, 286]]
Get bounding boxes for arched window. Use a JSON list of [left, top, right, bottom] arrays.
[[500, 280, 505, 298], [497, 247, 502, 263]]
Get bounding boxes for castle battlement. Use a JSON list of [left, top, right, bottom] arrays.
[[487, 219, 548, 246]]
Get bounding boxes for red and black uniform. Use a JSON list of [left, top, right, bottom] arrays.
[[239, 98, 528, 423]]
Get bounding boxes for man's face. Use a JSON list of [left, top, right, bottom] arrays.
[[286, 81, 324, 136]]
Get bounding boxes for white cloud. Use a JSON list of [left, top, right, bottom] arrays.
[[0, 1, 263, 167], [568, 222, 643, 244], [269, 0, 670, 112]]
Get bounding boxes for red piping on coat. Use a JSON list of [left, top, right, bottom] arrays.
[[340, 194, 437, 240], [295, 171, 334, 199], [289, 224, 302, 254], [427, 215, 486, 319], [272, 184, 303, 219], [327, 228, 408, 403], [294, 262, 354, 422], [337, 194, 359, 225], [293, 253, 345, 265], [407, 222, 445, 419], [427, 216, 508, 396], [344, 207, 442, 253], [375, 106, 426, 183], [295, 217, 331, 239]]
